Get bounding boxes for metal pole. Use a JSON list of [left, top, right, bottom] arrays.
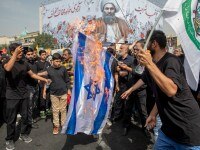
[[135, 10, 164, 74], [144, 10, 164, 50]]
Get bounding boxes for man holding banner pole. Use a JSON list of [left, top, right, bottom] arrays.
[[121, 30, 200, 149]]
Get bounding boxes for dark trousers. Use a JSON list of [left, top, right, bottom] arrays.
[[122, 90, 148, 128], [112, 85, 127, 120], [5, 98, 31, 141], [27, 85, 39, 124], [39, 86, 50, 112], [0, 97, 6, 124], [123, 93, 135, 128], [134, 89, 148, 128]]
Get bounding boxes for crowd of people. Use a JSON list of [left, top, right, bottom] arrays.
[[0, 30, 200, 150]]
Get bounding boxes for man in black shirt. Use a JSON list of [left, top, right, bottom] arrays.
[[36, 50, 51, 119], [121, 30, 200, 149], [112, 43, 135, 135], [3, 43, 49, 150], [24, 48, 39, 128]]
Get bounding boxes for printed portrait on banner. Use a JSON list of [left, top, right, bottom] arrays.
[[41, 0, 162, 47]]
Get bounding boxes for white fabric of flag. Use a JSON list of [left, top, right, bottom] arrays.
[[62, 32, 114, 135], [163, 0, 200, 90], [148, 0, 200, 90]]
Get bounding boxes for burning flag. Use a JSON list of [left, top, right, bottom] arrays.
[[62, 32, 114, 135], [163, 0, 200, 90]]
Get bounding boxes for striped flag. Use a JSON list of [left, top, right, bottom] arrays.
[[163, 0, 200, 90], [62, 32, 114, 135]]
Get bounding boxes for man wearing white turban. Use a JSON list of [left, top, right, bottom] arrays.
[[95, 0, 130, 43]]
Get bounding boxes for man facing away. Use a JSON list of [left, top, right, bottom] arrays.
[[121, 30, 200, 149]]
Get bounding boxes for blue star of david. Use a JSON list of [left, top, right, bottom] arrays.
[[84, 81, 100, 100]]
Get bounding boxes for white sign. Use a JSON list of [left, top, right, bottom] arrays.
[[41, 0, 162, 46]]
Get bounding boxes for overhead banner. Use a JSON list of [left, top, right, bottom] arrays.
[[41, 0, 162, 46]]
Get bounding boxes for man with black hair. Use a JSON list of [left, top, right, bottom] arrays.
[[129, 40, 149, 134], [3, 43, 49, 150], [43, 53, 71, 134], [121, 30, 200, 149], [24, 48, 39, 129], [36, 50, 51, 119]]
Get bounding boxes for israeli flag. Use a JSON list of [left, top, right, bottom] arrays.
[[62, 32, 114, 135]]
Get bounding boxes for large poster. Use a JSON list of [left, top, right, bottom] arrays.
[[41, 0, 162, 47]]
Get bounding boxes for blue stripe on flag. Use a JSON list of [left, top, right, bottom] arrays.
[[91, 52, 112, 134], [67, 33, 86, 134]]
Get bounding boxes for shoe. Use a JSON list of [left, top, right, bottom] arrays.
[[53, 127, 59, 135], [40, 111, 46, 119], [31, 123, 39, 129], [19, 135, 32, 143], [46, 109, 52, 116], [6, 140, 15, 150], [122, 127, 128, 136]]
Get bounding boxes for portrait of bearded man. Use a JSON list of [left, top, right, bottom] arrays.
[[95, 0, 131, 43]]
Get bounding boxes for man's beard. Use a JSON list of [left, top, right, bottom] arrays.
[[27, 57, 34, 63], [103, 12, 117, 24], [150, 49, 155, 56]]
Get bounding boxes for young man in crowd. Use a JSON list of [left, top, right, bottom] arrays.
[[36, 50, 51, 119], [3, 43, 49, 150], [43, 53, 71, 134], [121, 30, 200, 149], [24, 47, 39, 129]]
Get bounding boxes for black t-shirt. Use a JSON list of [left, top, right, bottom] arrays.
[[3, 59, 31, 99], [36, 60, 50, 72], [26, 60, 38, 87], [36, 60, 50, 87], [47, 66, 70, 96], [117, 55, 134, 88], [141, 52, 200, 146]]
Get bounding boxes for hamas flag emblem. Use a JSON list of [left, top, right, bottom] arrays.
[[182, 0, 200, 50]]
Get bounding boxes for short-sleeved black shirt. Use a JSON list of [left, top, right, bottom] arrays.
[[47, 66, 70, 96], [3, 59, 31, 99], [117, 55, 134, 88], [26, 60, 38, 87], [36, 60, 50, 72], [141, 52, 200, 146]]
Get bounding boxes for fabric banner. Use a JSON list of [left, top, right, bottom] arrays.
[[41, 0, 162, 46], [163, 0, 200, 90], [62, 32, 114, 135]]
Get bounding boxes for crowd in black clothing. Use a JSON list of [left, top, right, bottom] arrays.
[[0, 32, 200, 150]]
